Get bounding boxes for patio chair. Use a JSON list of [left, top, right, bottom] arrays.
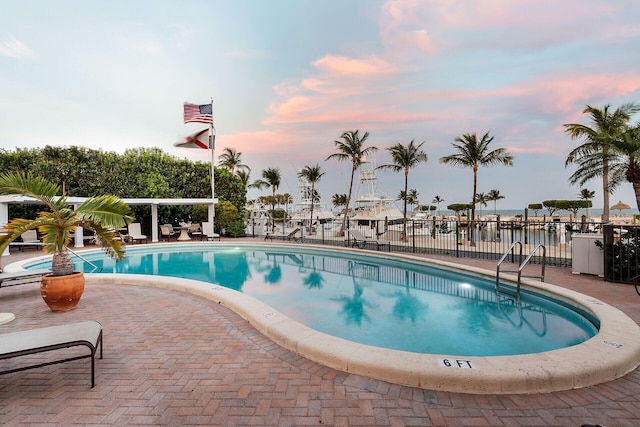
[[189, 223, 203, 240], [201, 222, 220, 241], [127, 223, 147, 244], [160, 225, 175, 241], [11, 230, 42, 251], [347, 229, 390, 251], [633, 275, 640, 297], [265, 227, 302, 242]]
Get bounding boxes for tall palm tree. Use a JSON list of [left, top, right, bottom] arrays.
[[432, 195, 444, 218], [475, 192, 490, 217], [251, 167, 281, 232], [564, 103, 640, 222], [298, 164, 325, 230], [577, 188, 596, 218], [440, 132, 513, 245], [486, 189, 505, 215], [608, 123, 640, 211], [377, 140, 428, 239], [217, 147, 250, 174], [326, 130, 377, 236]]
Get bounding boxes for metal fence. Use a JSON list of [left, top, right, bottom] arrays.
[[602, 224, 640, 283], [252, 217, 610, 268]]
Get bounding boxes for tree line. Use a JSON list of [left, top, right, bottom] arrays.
[[0, 146, 246, 234]]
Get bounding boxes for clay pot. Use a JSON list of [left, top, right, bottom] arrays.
[[40, 272, 85, 311]]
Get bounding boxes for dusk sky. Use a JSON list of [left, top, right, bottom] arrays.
[[2, 0, 639, 212]]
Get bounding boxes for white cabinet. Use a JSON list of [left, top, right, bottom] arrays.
[[571, 234, 604, 276]]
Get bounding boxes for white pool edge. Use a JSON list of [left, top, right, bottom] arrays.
[[10, 243, 640, 394]]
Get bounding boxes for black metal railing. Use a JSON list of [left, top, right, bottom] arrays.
[[602, 224, 640, 283], [250, 216, 610, 268]]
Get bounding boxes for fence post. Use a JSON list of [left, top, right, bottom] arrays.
[[603, 223, 613, 282], [412, 218, 416, 253], [455, 222, 460, 258]]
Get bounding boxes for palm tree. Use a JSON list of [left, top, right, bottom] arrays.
[[332, 193, 348, 214], [326, 130, 377, 236], [440, 132, 513, 245], [298, 165, 325, 230], [408, 189, 419, 213], [251, 167, 281, 232], [577, 188, 596, 218], [564, 103, 640, 222], [608, 123, 640, 211], [236, 169, 251, 188], [487, 189, 505, 215], [475, 192, 489, 217], [281, 193, 293, 216], [217, 147, 250, 174], [0, 171, 133, 276], [432, 195, 444, 218], [378, 140, 428, 240], [398, 189, 419, 213]]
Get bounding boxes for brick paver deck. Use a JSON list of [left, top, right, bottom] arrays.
[[1, 243, 639, 426]]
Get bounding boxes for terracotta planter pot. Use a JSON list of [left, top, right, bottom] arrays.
[[40, 272, 85, 311]]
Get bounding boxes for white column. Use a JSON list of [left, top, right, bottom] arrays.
[[74, 204, 84, 248], [1, 201, 9, 256], [151, 203, 159, 243]]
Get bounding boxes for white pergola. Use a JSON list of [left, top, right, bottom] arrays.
[[0, 195, 217, 255]]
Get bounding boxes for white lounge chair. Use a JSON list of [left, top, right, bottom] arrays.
[[265, 227, 302, 242], [201, 222, 220, 241], [10, 230, 41, 251], [347, 229, 390, 251], [127, 223, 147, 244]]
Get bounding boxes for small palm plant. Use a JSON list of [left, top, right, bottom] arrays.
[[0, 171, 133, 275]]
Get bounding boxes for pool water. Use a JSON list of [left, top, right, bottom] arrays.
[[27, 246, 598, 357]]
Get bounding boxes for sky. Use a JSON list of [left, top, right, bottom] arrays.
[[1, 0, 640, 212]]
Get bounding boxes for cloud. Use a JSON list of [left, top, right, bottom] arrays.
[[0, 36, 35, 59], [312, 54, 398, 76]]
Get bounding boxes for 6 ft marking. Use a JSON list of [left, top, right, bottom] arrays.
[[438, 358, 475, 369]]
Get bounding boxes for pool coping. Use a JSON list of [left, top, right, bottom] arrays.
[[8, 242, 640, 394]]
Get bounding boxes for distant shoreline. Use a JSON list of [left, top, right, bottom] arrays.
[[435, 208, 639, 218]]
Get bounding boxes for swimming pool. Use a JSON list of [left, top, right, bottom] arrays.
[[27, 245, 597, 357], [17, 243, 640, 394]]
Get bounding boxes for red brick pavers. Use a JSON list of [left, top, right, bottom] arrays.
[[1, 247, 639, 426]]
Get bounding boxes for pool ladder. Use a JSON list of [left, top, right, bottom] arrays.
[[496, 242, 546, 301]]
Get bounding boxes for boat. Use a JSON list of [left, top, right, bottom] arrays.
[[349, 157, 403, 238], [245, 201, 271, 235], [288, 173, 336, 235]]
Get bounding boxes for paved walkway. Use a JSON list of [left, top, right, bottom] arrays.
[[1, 242, 639, 426]]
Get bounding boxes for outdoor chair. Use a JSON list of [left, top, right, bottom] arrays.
[[189, 223, 203, 240], [201, 222, 220, 241], [265, 227, 302, 242], [19, 230, 41, 251], [127, 223, 147, 244], [160, 225, 175, 241], [347, 229, 390, 251]]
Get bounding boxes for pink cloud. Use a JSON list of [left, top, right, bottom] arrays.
[[312, 54, 398, 76]]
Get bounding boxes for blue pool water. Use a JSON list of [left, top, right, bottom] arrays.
[[26, 245, 598, 356]]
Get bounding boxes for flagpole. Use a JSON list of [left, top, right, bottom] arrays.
[[209, 97, 216, 227]]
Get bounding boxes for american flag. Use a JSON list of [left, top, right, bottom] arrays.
[[183, 102, 213, 124]]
